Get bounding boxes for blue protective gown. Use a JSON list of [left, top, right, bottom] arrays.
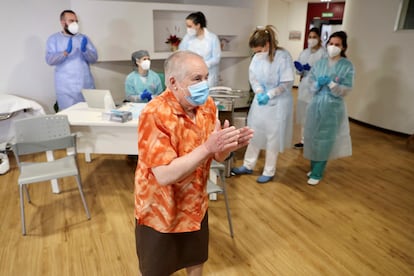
[[125, 70, 163, 101], [295, 47, 327, 125], [304, 57, 354, 161], [179, 28, 221, 87], [247, 49, 294, 153], [46, 32, 98, 110]]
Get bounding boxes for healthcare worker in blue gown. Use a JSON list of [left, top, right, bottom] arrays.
[[304, 31, 355, 186], [179, 11, 221, 87], [293, 27, 327, 149], [46, 10, 98, 111], [125, 50, 163, 103], [231, 25, 294, 184]]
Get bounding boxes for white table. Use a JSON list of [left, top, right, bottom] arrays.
[[58, 102, 145, 162]]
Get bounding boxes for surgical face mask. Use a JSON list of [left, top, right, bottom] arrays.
[[187, 27, 196, 37], [327, 45, 341, 58], [67, 22, 79, 35], [308, 38, 318, 48], [140, 60, 151, 70], [255, 51, 268, 59], [185, 80, 209, 106]]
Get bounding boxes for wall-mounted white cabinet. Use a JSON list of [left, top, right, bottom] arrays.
[[71, 0, 254, 89], [153, 10, 188, 53], [72, 0, 253, 61], [152, 10, 250, 59], [100, 0, 253, 8]]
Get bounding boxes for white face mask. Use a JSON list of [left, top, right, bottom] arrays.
[[68, 22, 79, 35], [255, 51, 268, 59], [140, 60, 151, 70], [308, 38, 318, 48], [327, 45, 341, 58], [187, 27, 196, 37]]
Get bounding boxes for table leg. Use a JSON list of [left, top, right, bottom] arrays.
[[209, 169, 218, 201], [46, 150, 60, 194]]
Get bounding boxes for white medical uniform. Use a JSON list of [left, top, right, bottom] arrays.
[[243, 49, 294, 177]]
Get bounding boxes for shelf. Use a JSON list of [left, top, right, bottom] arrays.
[[221, 51, 250, 58], [153, 9, 250, 58], [94, 50, 250, 63], [151, 51, 249, 60], [95, 0, 252, 8]]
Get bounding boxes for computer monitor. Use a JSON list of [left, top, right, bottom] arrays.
[[81, 89, 115, 109]]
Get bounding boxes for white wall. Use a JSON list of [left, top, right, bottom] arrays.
[[268, 0, 308, 86], [268, 0, 290, 49], [0, 0, 69, 113], [343, 0, 413, 134]]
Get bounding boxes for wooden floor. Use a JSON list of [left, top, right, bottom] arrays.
[[1, 104, 413, 275]]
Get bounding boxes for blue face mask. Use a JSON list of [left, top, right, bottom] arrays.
[[186, 80, 209, 106]]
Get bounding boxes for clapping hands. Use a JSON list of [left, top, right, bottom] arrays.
[[294, 61, 303, 72], [204, 120, 254, 157], [65, 37, 73, 54], [294, 61, 311, 72], [317, 76, 331, 88], [303, 63, 311, 71], [81, 36, 88, 52], [65, 36, 89, 55]]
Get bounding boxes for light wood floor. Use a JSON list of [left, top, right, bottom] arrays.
[[1, 108, 413, 275]]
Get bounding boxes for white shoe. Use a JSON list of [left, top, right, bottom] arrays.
[[307, 178, 320, 185], [307, 171, 311, 177]]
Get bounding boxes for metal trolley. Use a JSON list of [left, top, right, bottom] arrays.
[[210, 87, 251, 176]]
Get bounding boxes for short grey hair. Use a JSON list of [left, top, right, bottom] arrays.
[[164, 50, 203, 83]]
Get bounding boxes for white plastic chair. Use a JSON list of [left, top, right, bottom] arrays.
[[11, 115, 90, 235], [208, 160, 234, 238]]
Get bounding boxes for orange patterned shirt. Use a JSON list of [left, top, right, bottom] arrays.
[[134, 89, 217, 233]]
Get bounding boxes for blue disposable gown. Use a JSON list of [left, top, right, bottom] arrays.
[[295, 47, 327, 125], [46, 32, 98, 110], [304, 57, 355, 161], [247, 49, 294, 153], [179, 28, 221, 87], [125, 70, 163, 101]]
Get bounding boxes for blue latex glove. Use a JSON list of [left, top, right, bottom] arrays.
[[140, 89, 152, 102], [294, 61, 303, 72], [65, 37, 73, 54], [317, 76, 331, 87], [257, 93, 269, 106], [81, 36, 88, 52], [303, 63, 311, 71]]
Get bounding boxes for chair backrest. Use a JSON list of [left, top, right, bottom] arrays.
[[12, 115, 74, 155]]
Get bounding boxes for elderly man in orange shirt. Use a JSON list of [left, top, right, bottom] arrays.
[[134, 50, 254, 276]]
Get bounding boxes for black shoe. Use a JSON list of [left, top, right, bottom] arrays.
[[294, 143, 303, 149]]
